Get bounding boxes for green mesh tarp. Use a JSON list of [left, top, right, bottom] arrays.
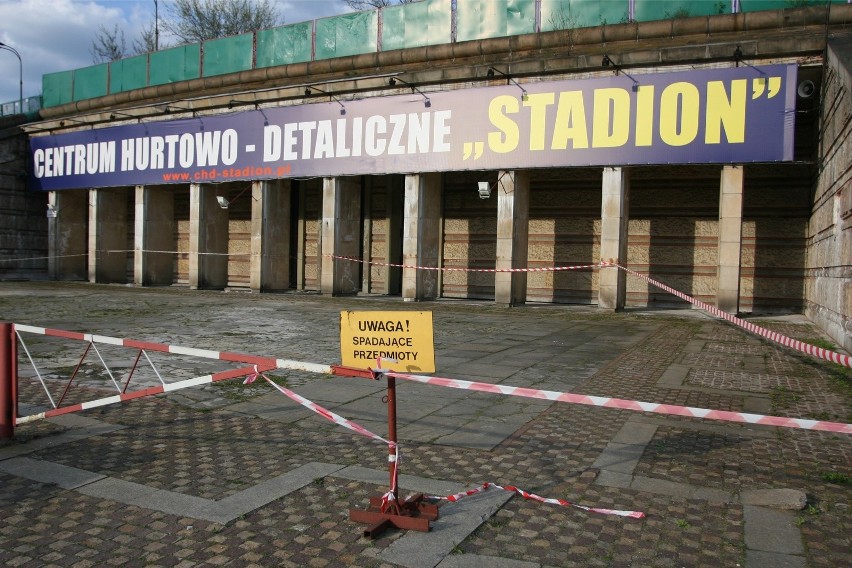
[[256, 22, 313, 68], [315, 11, 378, 60], [203, 32, 254, 77], [149, 44, 201, 87], [635, 0, 729, 21], [42, 70, 74, 108], [739, 0, 846, 13], [72, 63, 109, 102], [382, 0, 452, 51], [541, 0, 629, 30], [456, 0, 536, 42], [109, 54, 148, 94]]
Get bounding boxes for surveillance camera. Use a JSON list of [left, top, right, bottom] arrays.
[[216, 196, 229, 209]]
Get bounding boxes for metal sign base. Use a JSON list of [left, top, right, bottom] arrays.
[[350, 493, 438, 539]]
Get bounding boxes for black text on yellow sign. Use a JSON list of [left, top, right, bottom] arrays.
[[340, 311, 435, 373]]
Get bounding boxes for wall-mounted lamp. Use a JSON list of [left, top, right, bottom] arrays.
[[601, 55, 640, 92], [487, 66, 528, 101], [46, 203, 57, 218], [162, 104, 196, 116], [477, 181, 491, 200], [388, 76, 431, 108], [58, 117, 90, 127], [216, 186, 253, 210], [109, 111, 137, 120], [304, 86, 346, 115]]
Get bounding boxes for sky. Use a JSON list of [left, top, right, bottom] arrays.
[[0, 0, 355, 106]]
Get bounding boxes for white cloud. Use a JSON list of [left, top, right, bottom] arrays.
[[0, 0, 128, 104]]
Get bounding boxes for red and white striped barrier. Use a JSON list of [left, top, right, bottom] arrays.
[[16, 364, 268, 425], [386, 371, 852, 434], [12, 323, 331, 424], [433, 482, 645, 518], [13, 324, 331, 375], [603, 262, 852, 369]]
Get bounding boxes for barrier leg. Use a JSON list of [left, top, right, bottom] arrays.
[[0, 322, 17, 439]]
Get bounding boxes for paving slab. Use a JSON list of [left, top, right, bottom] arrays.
[[375, 490, 513, 568], [0, 456, 105, 489], [743, 505, 804, 555]]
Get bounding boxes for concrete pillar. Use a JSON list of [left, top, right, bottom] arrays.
[[320, 177, 362, 295], [495, 170, 530, 306], [250, 179, 291, 292], [599, 167, 630, 310], [88, 188, 128, 283], [48, 190, 87, 280], [402, 173, 442, 301], [717, 165, 744, 314], [134, 185, 174, 286], [189, 183, 228, 290]]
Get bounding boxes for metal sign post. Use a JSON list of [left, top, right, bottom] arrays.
[[333, 364, 438, 539]]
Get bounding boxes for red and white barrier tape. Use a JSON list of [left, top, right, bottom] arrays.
[[432, 482, 645, 518], [331, 254, 850, 369], [386, 371, 852, 434], [244, 370, 402, 507], [330, 254, 604, 273], [603, 262, 852, 369]]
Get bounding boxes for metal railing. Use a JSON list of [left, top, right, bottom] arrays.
[[0, 95, 42, 117]]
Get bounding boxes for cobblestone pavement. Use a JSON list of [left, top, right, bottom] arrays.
[[0, 282, 849, 568]]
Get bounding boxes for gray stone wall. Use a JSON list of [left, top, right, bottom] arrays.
[[0, 118, 47, 281], [806, 37, 852, 352]]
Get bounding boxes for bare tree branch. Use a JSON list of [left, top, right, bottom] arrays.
[[90, 24, 127, 63], [163, 0, 282, 44], [342, 0, 421, 10]]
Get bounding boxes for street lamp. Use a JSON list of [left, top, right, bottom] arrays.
[[0, 42, 22, 114]]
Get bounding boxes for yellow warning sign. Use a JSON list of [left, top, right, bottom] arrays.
[[340, 311, 435, 373]]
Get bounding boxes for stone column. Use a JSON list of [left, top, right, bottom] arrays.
[[88, 188, 128, 283], [189, 183, 228, 290], [717, 165, 744, 314], [320, 177, 362, 295], [599, 167, 630, 310], [402, 173, 442, 301], [495, 170, 530, 306], [48, 190, 88, 281], [134, 185, 174, 286], [250, 179, 291, 292]]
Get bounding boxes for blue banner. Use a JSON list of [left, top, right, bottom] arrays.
[[29, 65, 797, 191]]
